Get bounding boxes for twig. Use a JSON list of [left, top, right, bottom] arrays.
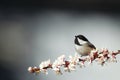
[[28, 48, 120, 75]]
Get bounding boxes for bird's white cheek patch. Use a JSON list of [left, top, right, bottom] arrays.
[[75, 44, 80, 50], [77, 38, 87, 44]]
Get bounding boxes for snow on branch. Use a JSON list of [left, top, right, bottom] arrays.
[[28, 48, 120, 75]]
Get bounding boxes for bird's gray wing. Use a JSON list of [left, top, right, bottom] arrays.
[[88, 42, 96, 49]]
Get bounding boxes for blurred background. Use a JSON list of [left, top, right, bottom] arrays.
[[1, 0, 120, 80]]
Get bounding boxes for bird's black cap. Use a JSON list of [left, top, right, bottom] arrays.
[[74, 34, 89, 45], [75, 35, 89, 41]]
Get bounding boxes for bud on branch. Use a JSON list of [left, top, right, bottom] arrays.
[[28, 48, 120, 75]]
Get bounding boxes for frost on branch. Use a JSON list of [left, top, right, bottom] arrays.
[[28, 49, 120, 75]]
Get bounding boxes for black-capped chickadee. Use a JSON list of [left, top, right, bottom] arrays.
[[74, 35, 96, 56]]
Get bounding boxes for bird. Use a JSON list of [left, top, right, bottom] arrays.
[[74, 34, 96, 56]]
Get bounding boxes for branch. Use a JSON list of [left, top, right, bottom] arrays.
[[28, 48, 120, 75]]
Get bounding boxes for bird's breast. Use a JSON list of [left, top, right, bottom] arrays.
[[75, 44, 92, 56]]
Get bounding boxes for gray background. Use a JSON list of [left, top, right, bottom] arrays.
[[0, 8, 120, 80]]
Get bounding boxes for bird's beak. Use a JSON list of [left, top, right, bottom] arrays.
[[75, 36, 77, 38]]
